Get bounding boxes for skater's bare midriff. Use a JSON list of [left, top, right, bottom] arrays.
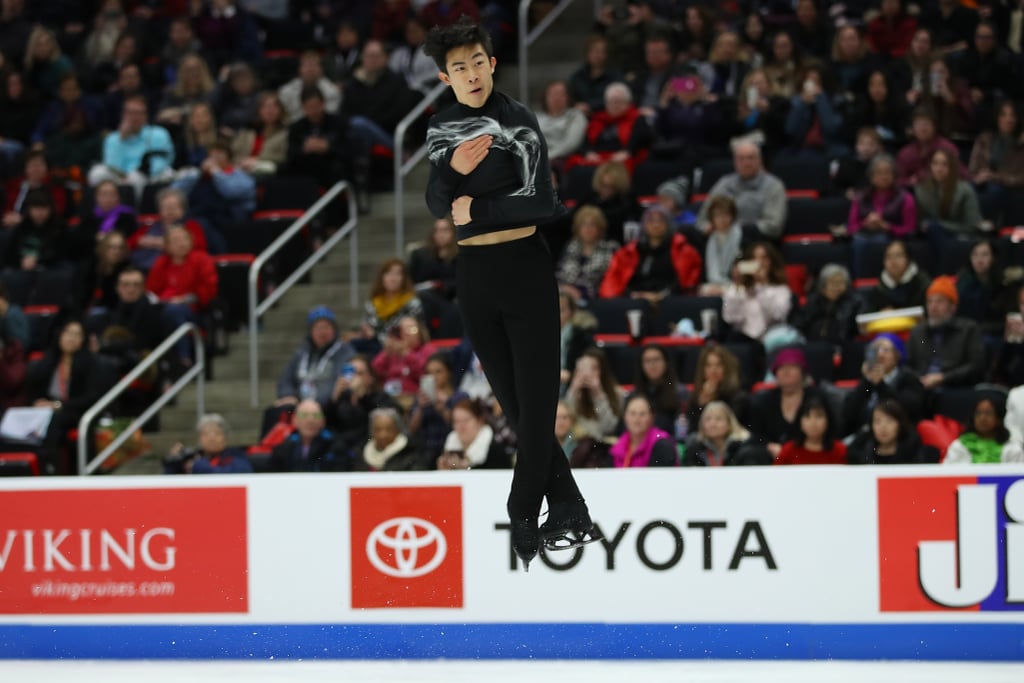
[[458, 225, 535, 245]]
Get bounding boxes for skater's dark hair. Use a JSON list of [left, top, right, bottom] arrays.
[[424, 16, 494, 74]]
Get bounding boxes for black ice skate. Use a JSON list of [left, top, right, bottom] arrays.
[[539, 500, 604, 552], [509, 516, 541, 572]]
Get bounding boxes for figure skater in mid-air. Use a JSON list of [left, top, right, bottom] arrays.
[[424, 18, 600, 571]]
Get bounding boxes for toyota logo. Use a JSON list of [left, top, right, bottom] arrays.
[[365, 517, 447, 578]]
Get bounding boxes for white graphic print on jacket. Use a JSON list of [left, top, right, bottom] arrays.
[[426, 117, 540, 197]]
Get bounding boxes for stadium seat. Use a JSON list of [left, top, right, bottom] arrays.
[[693, 158, 734, 194], [632, 161, 689, 197], [781, 238, 851, 275], [23, 304, 59, 353], [768, 156, 832, 194], [653, 295, 722, 336], [603, 345, 641, 385], [562, 165, 597, 204], [723, 342, 759, 389], [214, 254, 256, 332], [931, 388, 985, 425], [934, 238, 975, 276], [587, 298, 653, 335], [139, 182, 170, 215], [27, 269, 74, 308], [785, 196, 851, 235], [803, 341, 837, 383], [0, 452, 40, 476], [257, 176, 320, 212]]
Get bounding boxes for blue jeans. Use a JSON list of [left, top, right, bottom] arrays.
[[161, 302, 198, 361], [348, 115, 394, 153], [851, 231, 890, 280]]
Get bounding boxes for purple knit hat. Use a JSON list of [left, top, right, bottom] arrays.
[[770, 347, 808, 375]]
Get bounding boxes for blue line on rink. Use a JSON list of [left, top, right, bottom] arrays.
[[0, 623, 1022, 661]]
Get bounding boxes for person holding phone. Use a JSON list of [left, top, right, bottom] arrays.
[[407, 352, 458, 462], [424, 18, 599, 570], [841, 333, 925, 436]]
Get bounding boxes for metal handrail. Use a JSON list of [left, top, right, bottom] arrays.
[[248, 181, 358, 406], [77, 323, 205, 476], [394, 81, 449, 255], [518, 0, 592, 105]]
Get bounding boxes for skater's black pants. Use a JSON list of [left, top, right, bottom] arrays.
[[456, 231, 583, 520]]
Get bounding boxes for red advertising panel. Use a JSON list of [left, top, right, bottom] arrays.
[[350, 486, 463, 609], [0, 488, 248, 614]]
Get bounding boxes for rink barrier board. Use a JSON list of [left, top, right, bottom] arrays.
[[0, 623, 1022, 660]]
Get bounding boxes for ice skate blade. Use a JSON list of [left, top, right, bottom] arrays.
[[542, 527, 604, 552]]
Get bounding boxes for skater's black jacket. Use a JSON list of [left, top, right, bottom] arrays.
[[425, 90, 566, 242]]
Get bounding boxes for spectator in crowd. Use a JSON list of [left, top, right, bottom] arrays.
[[573, 160, 639, 245], [696, 138, 787, 243], [994, 285, 1024, 388], [0, 295, 26, 409], [164, 413, 252, 474], [270, 398, 345, 472], [0, 72, 41, 164], [171, 139, 255, 238], [832, 127, 885, 199], [557, 399, 600, 464], [90, 30, 142, 97], [80, 179, 136, 241], [915, 56, 975, 139], [88, 94, 176, 200], [829, 25, 879, 101], [267, 305, 354, 433], [653, 72, 719, 160], [327, 354, 398, 459], [421, 0, 480, 28], [358, 407, 430, 471], [407, 351, 457, 463], [628, 33, 675, 114], [31, 73, 101, 149], [410, 217, 458, 302], [232, 91, 289, 178], [568, 33, 623, 115], [175, 101, 218, 169], [866, 0, 917, 59], [1, 189, 72, 305], [703, 30, 750, 99], [161, 17, 203, 86], [944, 394, 1023, 464], [537, 79, 587, 168], [361, 258, 423, 349], [323, 20, 362, 84], [77, 230, 130, 318], [916, 147, 983, 259], [654, 178, 697, 234], [25, 319, 100, 475], [557, 292, 596, 391], [890, 27, 934, 96], [556, 205, 619, 302], [127, 187, 207, 271], [895, 108, 964, 186], [679, 4, 715, 61], [701, 195, 743, 296], [907, 275, 986, 389], [89, 265, 165, 357], [0, 281, 28, 351], [564, 348, 624, 439], [190, 0, 261, 71], [954, 240, 1011, 339], [371, 315, 435, 397], [3, 151, 70, 219], [156, 53, 216, 128], [847, 399, 938, 465], [0, 0, 32, 70], [23, 25, 73, 98], [145, 225, 218, 366], [919, 0, 979, 50], [763, 30, 801, 99], [599, 205, 702, 300], [682, 343, 750, 436], [739, 12, 768, 63], [285, 86, 348, 188], [213, 62, 260, 135], [775, 393, 846, 465], [565, 82, 653, 174], [594, 0, 673, 77], [969, 100, 1024, 222], [82, 2, 127, 73], [279, 50, 341, 123], [342, 39, 417, 154], [749, 347, 820, 457], [864, 239, 931, 312], [854, 70, 908, 150], [438, 397, 511, 470], [610, 393, 677, 468], [792, 0, 830, 61], [731, 68, 789, 156], [791, 264, 864, 346], [956, 21, 1016, 117], [682, 400, 771, 467], [847, 154, 917, 279], [631, 343, 684, 435], [722, 241, 792, 347], [843, 332, 926, 432], [782, 62, 846, 158], [389, 15, 437, 95], [102, 63, 153, 132]]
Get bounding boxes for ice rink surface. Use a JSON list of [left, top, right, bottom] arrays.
[[3, 660, 1024, 683]]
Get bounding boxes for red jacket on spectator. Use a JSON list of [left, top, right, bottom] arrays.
[[372, 342, 437, 395], [775, 440, 847, 466], [866, 14, 917, 59], [146, 250, 218, 311], [566, 104, 651, 174], [599, 233, 701, 298]]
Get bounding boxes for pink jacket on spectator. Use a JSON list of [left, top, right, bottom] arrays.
[[372, 342, 437, 394], [847, 188, 917, 237], [722, 283, 792, 340]]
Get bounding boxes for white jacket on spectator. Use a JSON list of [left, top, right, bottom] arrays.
[[278, 77, 342, 122], [722, 283, 792, 340], [537, 107, 587, 160], [1007, 386, 1024, 443], [943, 438, 1024, 464]]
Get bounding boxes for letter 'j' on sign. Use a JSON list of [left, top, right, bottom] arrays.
[[349, 486, 463, 609], [878, 476, 1024, 612]]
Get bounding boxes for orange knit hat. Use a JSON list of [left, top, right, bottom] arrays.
[[926, 275, 958, 305]]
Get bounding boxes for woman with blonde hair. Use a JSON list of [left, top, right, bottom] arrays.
[[556, 204, 619, 301], [24, 26, 73, 98], [232, 91, 289, 176], [683, 400, 770, 466], [157, 53, 215, 126], [574, 160, 639, 245], [732, 68, 788, 152], [705, 31, 749, 98], [178, 102, 218, 169]]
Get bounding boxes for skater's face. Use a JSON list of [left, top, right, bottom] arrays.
[[871, 409, 899, 447], [439, 43, 495, 109], [623, 398, 654, 436], [555, 402, 574, 440]]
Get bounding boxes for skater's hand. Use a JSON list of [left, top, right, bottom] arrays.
[[451, 195, 473, 226], [450, 135, 492, 175]]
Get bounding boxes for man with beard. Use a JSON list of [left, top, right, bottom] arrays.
[[907, 275, 985, 390]]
